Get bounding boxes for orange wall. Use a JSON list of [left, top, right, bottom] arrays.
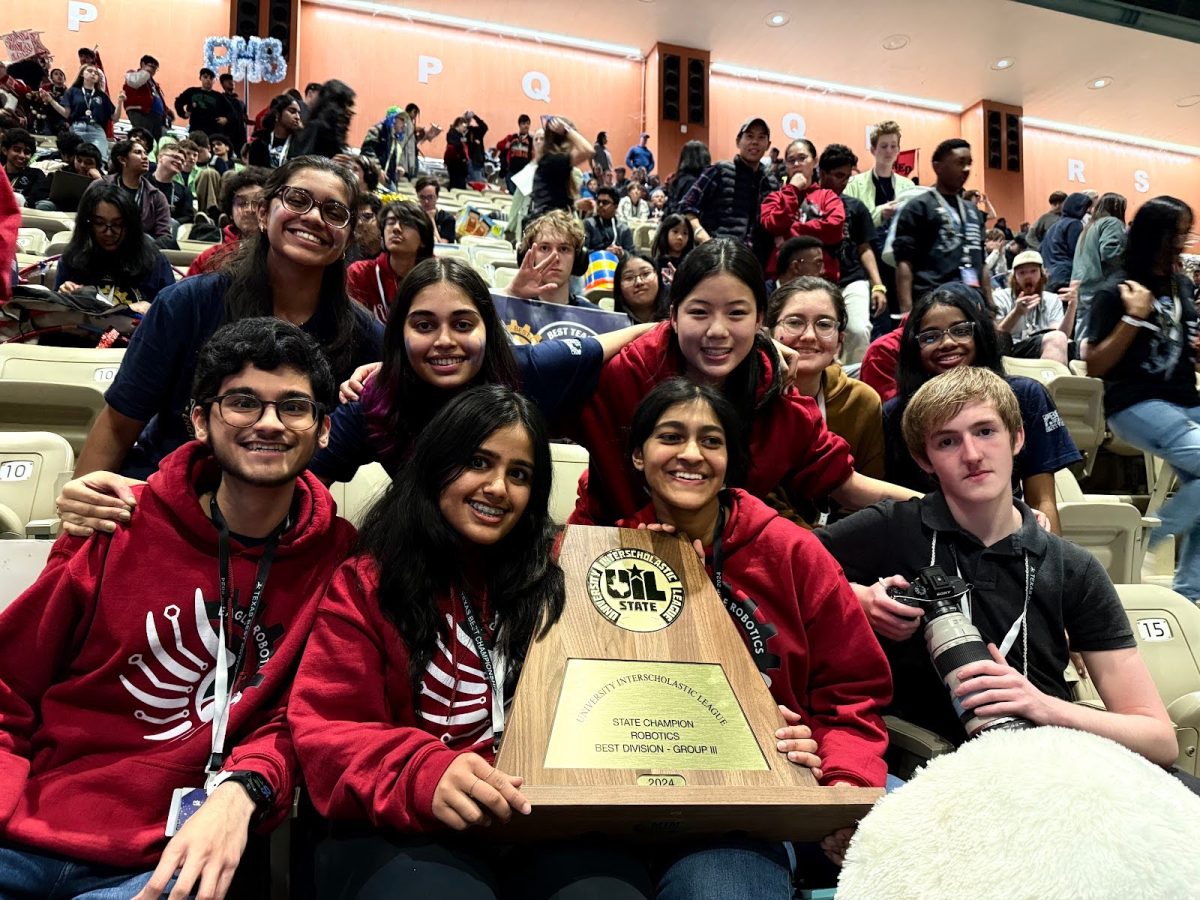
[[297, 4, 644, 156], [6, 0, 231, 118], [1022, 128, 1200, 224], [707, 74, 960, 187]]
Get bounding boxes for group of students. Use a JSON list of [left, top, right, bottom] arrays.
[[0, 147, 1195, 898]]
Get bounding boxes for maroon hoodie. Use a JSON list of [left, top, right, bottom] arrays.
[[569, 321, 855, 525], [0, 441, 355, 868], [620, 489, 891, 786], [289, 556, 499, 833]]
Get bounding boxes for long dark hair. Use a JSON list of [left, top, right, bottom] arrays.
[[628, 377, 749, 487], [896, 283, 1003, 401], [380, 199, 435, 262], [676, 140, 712, 178], [1123, 196, 1194, 288], [221, 156, 360, 377], [613, 251, 668, 322], [62, 181, 158, 282], [1079, 192, 1128, 242], [669, 238, 780, 415], [653, 213, 694, 261], [363, 258, 520, 462], [357, 384, 564, 687], [257, 93, 300, 139]]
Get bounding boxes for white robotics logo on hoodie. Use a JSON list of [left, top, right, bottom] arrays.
[[120, 588, 282, 741]]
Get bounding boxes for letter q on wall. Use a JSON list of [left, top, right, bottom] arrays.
[[782, 113, 807, 140], [68, 1, 98, 31], [523, 71, 551, 104], [417, 56, 443, 84]]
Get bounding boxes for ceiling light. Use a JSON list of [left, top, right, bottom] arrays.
[[881, 34, 910, 50], [710, 62, 963, 114], [1177, 95, 1200, 108], [1021, 116, 1200, 157], [991, 58, 1014, 70], [765, 11, 790, 26], [1087, 76, 1113, 90], [306, 0, 644, 59]]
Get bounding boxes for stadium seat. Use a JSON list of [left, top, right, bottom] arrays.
[[0, 382, 107, 456], [0, 342, 125, 387], [432, 245, 469, 263], [162, 248, 201, 267], [1116, 583, 1200, 775], [549, 441, 587, 525], [633, 222, 656, 253], [492, 266, 519, 292], [0, 431, 73, 538], [1002, 356, 1104, 477], [45, 232, 72, 256], [19, 211, 73, 236], [1069, 359, 1088, 376], [1055, 468, 1151, 583], [326, 462, 390, 528], [0, 540, 55, 613], [16, 228, 48, 255]]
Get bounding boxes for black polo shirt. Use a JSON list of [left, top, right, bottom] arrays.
[[817, 492, 1134, 745]]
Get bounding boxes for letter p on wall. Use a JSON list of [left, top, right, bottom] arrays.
[[418, 56, 443, 84], [68, 1, 98, 31]]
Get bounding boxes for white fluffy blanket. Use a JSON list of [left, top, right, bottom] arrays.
[[837, 726, 1200, 900]]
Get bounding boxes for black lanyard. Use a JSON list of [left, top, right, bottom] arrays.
[[709, 502, 730, 606], [457, 589, 504, 751], [207, 493, 284, 770]]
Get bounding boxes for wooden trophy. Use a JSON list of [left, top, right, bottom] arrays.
[[496, 525, 883, 840]]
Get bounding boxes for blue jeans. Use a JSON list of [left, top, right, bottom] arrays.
[[70, 122, 109, 163], [1109, 399, 1200, 599], [657, 837, 792, 900], [0, 844, 175, 899]]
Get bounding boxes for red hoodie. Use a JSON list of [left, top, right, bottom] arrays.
[[569, 322, 854, 525], [0, 442, 355, 868], [289, 557, 500, 833], [620, 490, 891, 786], [859, 320, 906, 404], [759, 183, 846, 279], [0, 168, 18, 305], [345, 251, 399, 324], [186, 224, 240, 277]]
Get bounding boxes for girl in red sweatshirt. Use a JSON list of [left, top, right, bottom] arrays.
[[570, 238, 914, 525], [617, 377, 892, 894], [289, 385, 653, 898]]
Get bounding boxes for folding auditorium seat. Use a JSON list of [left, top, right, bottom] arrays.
[[549, 441, 588, 525], [0, 431, 73, 538], [0, 540, 55, 613], [633, 222, 656, 253], [339, 462, 390, 528], [19, 211, 73, 236], [492, 266, 519, 292], [1002, 356, 1105, 477], [1116, 584, 1200, 775], [431, 245, 469, 263], [1055, 468, 1157, 582], [0, 344, 125, 454], [16, 228, 48, 256]]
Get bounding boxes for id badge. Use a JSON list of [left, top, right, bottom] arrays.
[[959, 266, 980, 288], [165, 787, 207, 837]]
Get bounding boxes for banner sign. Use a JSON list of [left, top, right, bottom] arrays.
[[894, 149, 918, 178], [2, 30, 50, 64], [492, 292, 631, 345]]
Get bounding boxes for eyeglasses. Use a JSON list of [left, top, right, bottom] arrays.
[[620, 270, 656, 285], [778, 315, 839, 338], [91, 220, 124, 234], [233, 195, 262, 210], [205, 393, 322, 430], [276, 185, 352, 229], [916, 322, 975, 347]]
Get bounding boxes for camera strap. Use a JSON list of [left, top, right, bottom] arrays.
[[930, 531, 1029, 677]]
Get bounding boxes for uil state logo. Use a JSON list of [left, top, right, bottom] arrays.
[[586, 548, 684, 632]]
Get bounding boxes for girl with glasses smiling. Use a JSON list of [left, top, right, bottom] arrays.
[[63, 156, 384, 498], [882, 283, 1081, 534]]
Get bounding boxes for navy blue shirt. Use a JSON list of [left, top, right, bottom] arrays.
[[882, 374, 1082, 496], [105, 273, 383, 476], [310, 336, 604, 483]]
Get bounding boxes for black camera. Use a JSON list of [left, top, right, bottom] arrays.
[[890, 566, 1033, 738]]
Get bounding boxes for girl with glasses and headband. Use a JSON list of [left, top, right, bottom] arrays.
[[55, 181, 175, 317], [765, 276, 885, 527], [883, 283, 1080, 534], [60, 156, 384, 517]]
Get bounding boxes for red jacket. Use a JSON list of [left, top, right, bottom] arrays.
[[859, 320, 906, 404], [569, 322, 854, 525], [759, 183, 845, 279], [619, 490, 891, 786], [0, 442, 355, 867], [0, 168, 18, 305], [186, 224, 239, 277], [289, 557, 499, 833], [345, 251, 399, 324]]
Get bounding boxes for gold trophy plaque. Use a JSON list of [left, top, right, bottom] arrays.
[[496, 526, 883, 840]]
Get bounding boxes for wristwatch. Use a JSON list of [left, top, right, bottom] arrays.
[[210, 770, 274, 820]]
